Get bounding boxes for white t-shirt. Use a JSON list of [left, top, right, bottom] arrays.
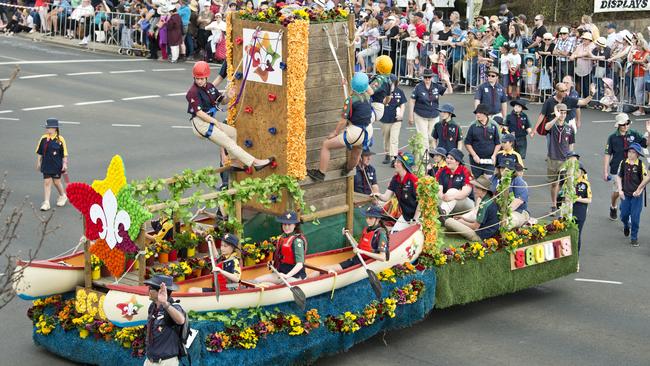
[[500, 53, 521, 74], [430, 20, 444, 39]]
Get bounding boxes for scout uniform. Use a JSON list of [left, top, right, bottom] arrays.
[[339, 205, 388, 269], [432, 104, 463, 153], [354, 151, 378, 195], [491, 159, 529, 228], [546, 105, 575, 183], [505, 99, 532, 158], [379, 83, 406, 161], [274, 212, 307, 279], [202, 233, 241, 292], [339, 93, 374, 150], [35, 119, 68, 180], [464, 104, 501, 177], [473, 66, 507, 121], [388, 152, 419, 223], [495, 133, 524, 168], [573, 163, 591, 252], [435, 148, 474, 216], [443, 175, 500, 241], [369, 55, 394, 121], [411, 68, 446, 150], [617, 144, 648, 245], [427, 147, 447, 177], [143, 275, 185, 365]]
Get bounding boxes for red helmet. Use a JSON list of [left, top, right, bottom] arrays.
[[192, 61, 211, 78]]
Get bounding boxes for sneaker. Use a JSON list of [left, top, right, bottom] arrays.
[[56, 195, 67, 207], [631, 239, 639, 247], [382, 155, 391, 164], [624, 226, 630, 237], [609, 207, 617, 221], [79, 36, 89, 45], [40, 201, 51, 211], [307, 169, 325, 182], [549, 206, 558, 217]]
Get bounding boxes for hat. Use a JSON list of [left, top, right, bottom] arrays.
[[43, 118, 59, 128], [487, 66, 499, 75], [471, 175, 492, 192], [399, 23, 409, 30], [221, 233, 240, 248], [626, 142, 645, 157], [559, 26, 569, 34], [624, 32, 634, 45], [566, 151, 581, 159], [510, 99, 528, 110], [579, 162, 587, 173], [276, 211, 301, 224], [615, 113, 630, 126], [361, 149, 375, 156], [422, 68, 434, 78], [508, 41, 517, 49], [452, 28, 462, 36], [556, 103, 568, 112], [501, 133, 516, 143], [438, 49, 447, 57], [543, 32, 554, 40], [581, 32, 593, 41], [595, 36, 606, 47], [414, 11, 423, 18], [602, 77, 614, 90], [496, 158, 515, 170], [394, 151, 415, 172], [144, 274, 179, 291], [429, 146, 447, 157], [437, 103, 456, 117], [474, 103, 491, 115], [362, 205, 385, 218], [387, 15, 397, 22], [606, 23, 617, 29], [189, 0, 198, 11], [447, 148, 464, 163]]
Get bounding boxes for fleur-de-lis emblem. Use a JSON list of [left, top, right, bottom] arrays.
[[90, 189, 131, 249], [117, 295, 143, 321]]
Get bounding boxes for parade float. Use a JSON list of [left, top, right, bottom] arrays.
[[14, 7, 578, 366]]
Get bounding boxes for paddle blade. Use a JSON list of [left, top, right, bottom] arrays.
[[213, 273, 220, 302], [367, 269, 382, 299], [290, 286, 307, 311]]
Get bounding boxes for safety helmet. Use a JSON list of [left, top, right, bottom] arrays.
[[351, 72, 369, 94], [375, 55, 393, 75], [192, 61, 211, 78]]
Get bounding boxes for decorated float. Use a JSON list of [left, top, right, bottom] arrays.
[[14, 6, 579, 366]]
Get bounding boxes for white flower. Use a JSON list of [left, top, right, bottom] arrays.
[[90, 189, 131, 249]]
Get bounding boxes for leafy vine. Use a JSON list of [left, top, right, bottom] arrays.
[[416, 176, 444, 252], [560, 158, 579, 220], [495, 169, 513, 232], [408, 133, 426, 178]]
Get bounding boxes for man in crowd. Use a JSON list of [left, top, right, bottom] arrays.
[[354, 150, 380, 195], [527, 14, 547, 50], [544, 103, 575, 215], [603, 114, 649, 220], [474, 66, 508, 123], [553, 27, 576, 81], [533, 82, 594, 136], [465, 104, 501, 178]]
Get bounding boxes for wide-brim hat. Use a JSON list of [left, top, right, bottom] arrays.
[[559, 26, 569, 34], [422, 68, 434, 78], [362, 205, 385, 218], [189, 0, 198, 11], [394, 152, 415, 172], [602, 77, 614, 90], [487, 66, 499, 76], [510, 99, 528, 110], [429, 146, 447, 157], [579, 162, 587, 173], [221, 233, 240, 248], [626, 143, 645, 157], [43, 118, 59, 128], [474, 103, 491, 115], [447, 148, 464, 164], [566, 151, 581, 159], [471, 175, 493, 192], [437, 103, 456, 117], [361, 149, 376, 157], [144, 274, 179, 291], [595, 36, 607, 47], [615, 113, 630, 126], [581, 32, 593, 41], [276, 211, 301, 224], [555, 103, 568, 112]]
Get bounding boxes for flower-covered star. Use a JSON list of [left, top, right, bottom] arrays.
[[92, 155, 127, 196], [117, 184, 153, 242]]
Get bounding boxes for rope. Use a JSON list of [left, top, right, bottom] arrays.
[[113, 251, 143, 284], [323, 24, 349, 99], [52, 236, 87, 261], [229, 27, 260, 111], [441, 207, 561, 235], [329, 270, 337, 300], [255, 286, 265, 307]]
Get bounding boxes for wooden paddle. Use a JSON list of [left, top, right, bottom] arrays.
[[267, 263, 306, 310], [206, 235, 220, 302], [343, 230, 382, 299]]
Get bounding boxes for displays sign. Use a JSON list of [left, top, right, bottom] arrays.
[[510, 236, 572, 270], [594, 0, 650, 13]]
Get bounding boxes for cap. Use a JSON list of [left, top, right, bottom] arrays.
[[606, 22, 617, 29], [362, 205, 385, 218], [221, 233, 240, 248], [556, 103, 568, 112]]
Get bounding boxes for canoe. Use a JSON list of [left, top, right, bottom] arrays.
[[102, 224, 424, 327], [13, 251, 86, 300]]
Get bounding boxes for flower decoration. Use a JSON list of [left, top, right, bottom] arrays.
[[117, 185, 153, 241], [91, 155, 127, 195], [90, 188, 130, 249], [285, 20, 309, 179], [90, 239, 125, 277], [66, 183, 103, 240]]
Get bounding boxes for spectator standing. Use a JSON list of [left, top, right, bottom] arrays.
[[178, 0, 192, 60], [354, 150, 380, 195], [432, 103, 463, 152], [605, 23, 618, 48], [196, 1, 213, 61], [429, 11, 443, 39], [356, 16, 381, 73], [616, 143, 648, 246], [543, 103, 575, 214], [498, 4, 514, 25], [592, 36, 612, 100], [144, 275, 186, 366], [69, 0, 94, 45], [506, 42, 522, 99], [158, 6, 170, 60], [167, 5, 183, 63], [553, 27, 576, 82], [408, 68, 446, 152], [523, 56, 539, 100], [474, 66, 508, 121], [603, 114, 649, 220], [35, 118, 68, 212], [579, 15, 600, 40], [628, 34, 649, 115], [527, 14, 547, 50], [465, 103, 501, 177], [570, 32, 595, 98], [379, 76, 406, 163]]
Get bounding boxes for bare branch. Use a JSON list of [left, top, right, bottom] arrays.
[[0, 66, 20, 105]]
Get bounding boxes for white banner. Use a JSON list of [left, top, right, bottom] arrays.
[[594, 0, 650, 13]]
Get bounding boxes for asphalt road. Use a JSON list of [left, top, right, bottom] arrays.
[[0, 37, 649, 366]]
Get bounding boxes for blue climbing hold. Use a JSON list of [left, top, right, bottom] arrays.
[[268, 127, 277, 135], [235, 72, 243, 80], [244, 139, 253, 148], [279, 62, 287, 70], [270, 194, 277, 203]]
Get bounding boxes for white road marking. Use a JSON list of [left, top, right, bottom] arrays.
[[0, 59, 148, 65], [171, 125, 191, 129], [112, 123, 141, 127], [152, 68, 186, 72], [0, 110, 13, 114], [66, 71, 103, 76], [110, 69, 145, 74], [574, 278, 622, 285], [0, 55, 24, 61], [74, 100, 114, 106], [122, 95, 160, 101], [59, 121, 81, 125], [19, 74, 57, 79], [167, 92, 186, 96], [22, 105, 64, 111], [0, 117, 19, 121], [591, 120, 615, 123]]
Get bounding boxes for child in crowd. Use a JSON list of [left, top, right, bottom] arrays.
[[507, 42, 522, 99], [405, 29, 420, 79], [523, 56, 539, 100], [599, 77, 618, 112]]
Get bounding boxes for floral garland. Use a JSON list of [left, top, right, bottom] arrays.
[[237, 4, 348, 26], [226, 12, 237, 126], [416, 176, 444, 252], [377, 262, 417, 283], [495, 169, 513, 232], [285, 19, 309, 179]]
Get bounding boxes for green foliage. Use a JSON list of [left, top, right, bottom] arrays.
[[408, 133, 426, 178], [495, 170, 514, 232], [173, 231, 199, 250], [188, 307, 278, 328], [560, 159, 580, 220]]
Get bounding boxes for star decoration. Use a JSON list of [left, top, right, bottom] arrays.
[[116, 184, 153, 241], [92, 155, 127, 196]]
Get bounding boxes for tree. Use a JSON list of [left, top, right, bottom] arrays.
[[0, 66, 19, 105]]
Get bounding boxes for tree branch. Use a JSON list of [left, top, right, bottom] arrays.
[[0, 66, 20, 105]]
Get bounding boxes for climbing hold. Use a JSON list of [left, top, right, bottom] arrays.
[[268, 93, 277, 102], [270, 195, 278, 203], [270, 160, 278, 169], [245, 166, 254, 175], [244, 106, 254, 114], [234, 72, 243, 80], [268, 127, 277, 135], [279, 62, 287, 70], [244, 139, 253, 148], [235, 37, 243, 45]]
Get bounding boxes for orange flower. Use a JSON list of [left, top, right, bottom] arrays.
[[285, 20, 309, 179]]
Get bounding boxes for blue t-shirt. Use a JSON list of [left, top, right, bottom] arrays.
[[464, 121, 500, 158], [411, 81, 446, 118], [474, 82, 507, 115], [491, 176, 529, 213], [381, 88, 407, 123], [178, 5, 191, 26], [477, 198, 499, 240]]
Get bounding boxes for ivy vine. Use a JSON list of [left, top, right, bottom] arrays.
[[495, 169, 514, 233], [559, 158, 579, 220], [408, 133, 427, 178]]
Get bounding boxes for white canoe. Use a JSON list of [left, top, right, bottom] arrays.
[[103, 224, 424, 327], [13, 251, 85, 300]]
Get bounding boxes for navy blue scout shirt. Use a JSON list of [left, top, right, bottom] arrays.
[[540, 96, 579, 122], [474, 82, 507, 115], [566, 89, 580, 122], [432, 119, 463, 152], [618, 159, 648, 196], [490, 175, 529, 213], [476, 198, 499, 239], [354, 164, 378, 195], [573, 175, 591, 219], [218, 61, 227, 79], [505, 111, 531, 137], [411, 81, 446, 118], [464, 121, 500, 158], [186, 83, 223, 118], [381, 88, 407, 123], [388, 172, 419, 221], [146, 302, 185, 361], [369, 74, 392, 104], [342, 94, 373, 127], [605, 130, 648, 175], [35, 135, 68, 175]]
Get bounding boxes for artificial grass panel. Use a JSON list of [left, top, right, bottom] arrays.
[[434, 227, 578, 309]]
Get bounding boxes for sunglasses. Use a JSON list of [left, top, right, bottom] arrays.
[[534, 18, 541, 21], [423, 76, 432, 79], [557, 89, 568, 92], [488, 74, 498, 77]]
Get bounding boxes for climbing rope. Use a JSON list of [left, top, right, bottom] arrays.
[[323, 24, 349, 99]]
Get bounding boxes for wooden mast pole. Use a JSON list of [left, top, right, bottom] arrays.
[[345, 15, 356, 234]]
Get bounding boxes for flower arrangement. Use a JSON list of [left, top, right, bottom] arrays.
[[168, 262, 192, 278], [242, 238, 277, 265], [90, 255, 103, 271], [237, 4, 349, 26], [377, 268, 396, 283], [71, 313, 95, 338], [416, 175, 444, 251], [115, 326, 146, 357], [35, 314, 56, 335], [154, 240, 172, 254], [89, 239, 125, 277], [378, 262, 417, 283], [391, 280, 425, 305]]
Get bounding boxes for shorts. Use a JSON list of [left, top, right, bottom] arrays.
[[339, 256, 361, 269], [43, 173, 62, 179], [277, 263, 307, 279], [336, 124, 373, 148], [611, 177, 619, 192], [546, 158, 564, 183]]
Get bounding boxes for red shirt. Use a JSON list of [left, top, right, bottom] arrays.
[[435, 165, 472, 193]]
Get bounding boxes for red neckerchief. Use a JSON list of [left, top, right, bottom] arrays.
[[515, 113, 523, 130]]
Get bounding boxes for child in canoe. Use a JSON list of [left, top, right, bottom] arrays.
[[254, 211, 308, 284], [189, 233, 241, 293]]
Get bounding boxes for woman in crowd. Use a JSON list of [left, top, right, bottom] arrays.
[[206, 12, 226, 62], [570, 32, 595, 98], [508, 22, 523, 52], [196, 0, 214, 61], [167, 4, 183, 63], [67, 0, 94, 45], [536, 32, 556, 99], [628, 33, 649, 115], [464, 29, 480, 87], [356, 16, 381, 73]]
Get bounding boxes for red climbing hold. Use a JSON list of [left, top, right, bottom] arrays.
[[244, 106, 254, 114], [235, 37, 243, 45], [268, 93, 277, 102]]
